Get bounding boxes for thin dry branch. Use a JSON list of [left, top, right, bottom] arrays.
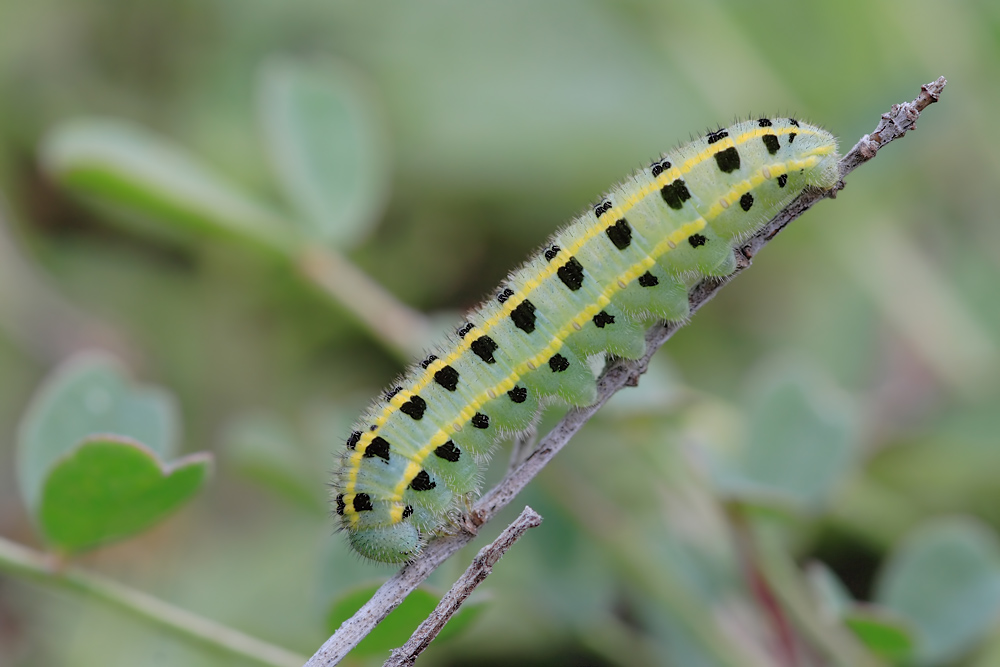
[[383, 506, 543, 667], [303, 76, 947, 667]]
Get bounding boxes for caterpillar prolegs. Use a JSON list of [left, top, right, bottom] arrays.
[[333, 117, 839, 562]]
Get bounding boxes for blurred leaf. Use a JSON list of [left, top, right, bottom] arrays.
[[876, 518, 1000, 666], [806, 562, 914, 663], [600, 355, 682, 418], [843, 607, 915, 665], [222, 412, 325, 512], [259, 57, 390, 248], [805, 561, 853, 620], [721, 370, 855, 513], [326, 583, 485, 658], [16, 352, 178, 512], [38, 435, 211, 553], [40, 118, 296, 253]]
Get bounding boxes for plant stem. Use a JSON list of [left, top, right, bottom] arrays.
[[0, 536, 307, 667], [296, 244, 432, 363], [749, 521, 885, 667], [730, 509, 801, 666]]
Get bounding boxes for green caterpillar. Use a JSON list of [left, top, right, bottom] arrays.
[[333, 117, 839, 562]]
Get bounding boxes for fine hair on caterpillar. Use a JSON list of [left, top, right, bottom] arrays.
[[332, 117, 839, 563]]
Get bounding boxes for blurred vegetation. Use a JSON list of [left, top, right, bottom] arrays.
[[1, 1, 999, 666]]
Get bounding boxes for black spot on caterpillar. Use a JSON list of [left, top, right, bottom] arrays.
[[471, 335, 498, 363], [593, 311, 615, 328], [605, 218, 632, 250], [650, 158, 671, 177], [435, 441, 461, 462], [332, 117, 839, 562], [399, 395, 426, 420], [661, 179, 691, 210], [714, 146, 741, 173], [363, 436, 391, 461], [433, 365, 459, 391], [762, 134, 780, 155], [409, 470, 436, 491], [706, 129, 729, 144], [548, 354, 570, 372], [508, 386, 528, 403], [557, 257, 586, 291], [510, 300, 537, 333]]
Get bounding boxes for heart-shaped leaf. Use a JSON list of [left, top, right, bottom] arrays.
[[17, 352, 178, 513], [259, 57, 390, 248], [38, 436, 212, 553]]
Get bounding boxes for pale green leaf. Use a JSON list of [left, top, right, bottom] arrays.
[[259, 57, 390, 248]]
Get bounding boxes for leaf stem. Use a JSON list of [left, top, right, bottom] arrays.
[[0, 536, 307, 667]]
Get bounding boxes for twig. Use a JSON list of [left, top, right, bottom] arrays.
[[303, 76, 947, 667], [383, 506, 543, 667], [0, 536, 307, 667]]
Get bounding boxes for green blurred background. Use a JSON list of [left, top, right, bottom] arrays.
[[1, 1, 1000, 666]]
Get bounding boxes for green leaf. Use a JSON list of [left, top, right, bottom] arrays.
[[17, 352, 178, 513], [38, 436, 211, 553], [728, 370, 856, 512], [258, 57, 390, 248], [40, 118, 295, 253], [327, 584, 485, 658], [844, 607, 915, 664], [876, 518, 1000, 665]]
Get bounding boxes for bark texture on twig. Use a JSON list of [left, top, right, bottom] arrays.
[[382, 506, 543, 667], [303, 76, 947, 667]]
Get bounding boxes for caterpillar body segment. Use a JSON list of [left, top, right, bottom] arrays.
[[333, 117, 839, 563]]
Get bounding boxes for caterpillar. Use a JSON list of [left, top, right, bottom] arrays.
[[333, 117, 839, 562]]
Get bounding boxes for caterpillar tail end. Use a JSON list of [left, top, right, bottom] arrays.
[[347, 522, 422, 563]]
